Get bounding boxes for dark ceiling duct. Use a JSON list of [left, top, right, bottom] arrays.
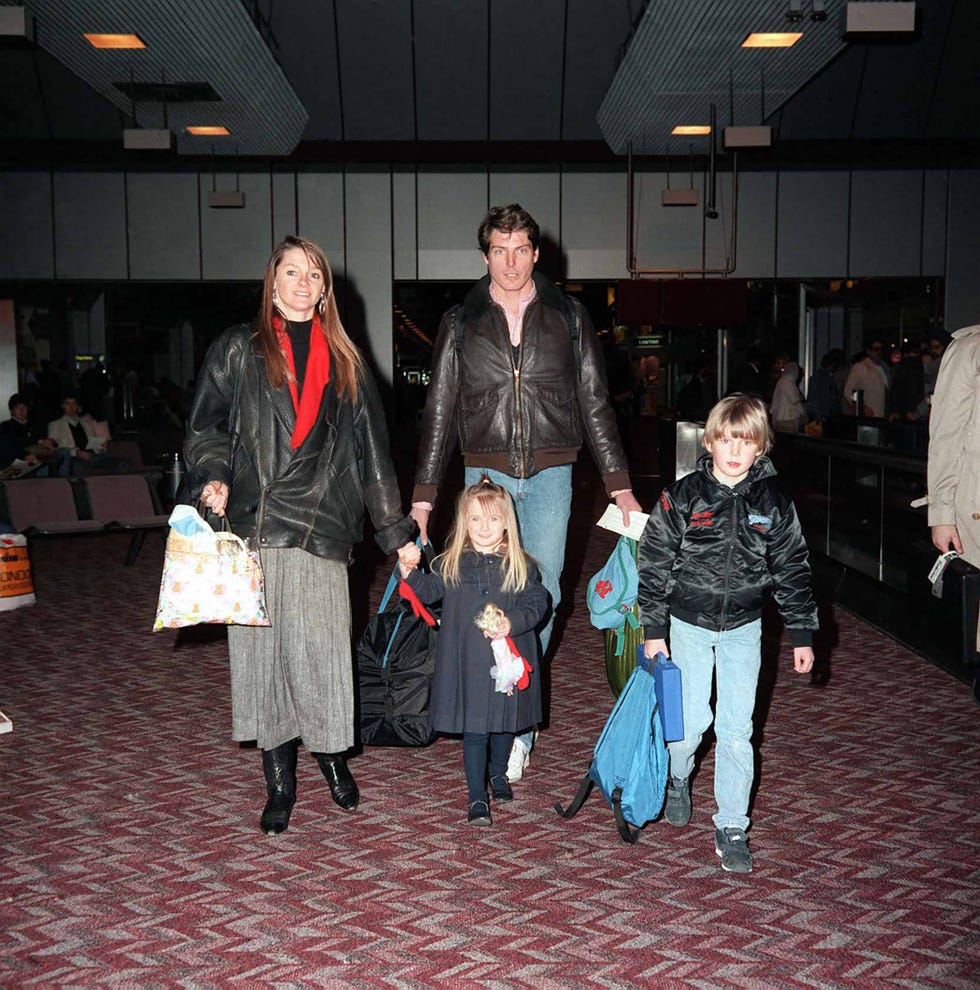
[[597, 0, 851, 156], [4, 0, 307, 156]]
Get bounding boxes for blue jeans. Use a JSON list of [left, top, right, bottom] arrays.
[[666, 616, 762, 831], [466, 465, 572, 746]]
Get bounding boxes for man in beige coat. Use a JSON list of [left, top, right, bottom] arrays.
[[928, 324, 980, 566]]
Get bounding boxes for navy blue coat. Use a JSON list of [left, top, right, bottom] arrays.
[[407, 550, 549, 734]]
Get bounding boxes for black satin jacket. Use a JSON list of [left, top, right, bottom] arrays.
[[412, 272, 630, 505], [637, 455, 818, 645], [183, 323, 414, 562]]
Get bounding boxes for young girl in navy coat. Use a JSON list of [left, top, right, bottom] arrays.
[[398, 476, 549, 826]]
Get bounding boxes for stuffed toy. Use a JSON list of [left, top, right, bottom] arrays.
[[474, 603, 532, 695]]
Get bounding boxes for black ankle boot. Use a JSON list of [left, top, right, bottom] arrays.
[[260, 740, 298, 834], [313, 752, 359, 811]]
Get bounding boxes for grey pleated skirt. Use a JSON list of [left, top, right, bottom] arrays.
[[227, 547, 353, 753]]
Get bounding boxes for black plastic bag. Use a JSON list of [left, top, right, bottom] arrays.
[[357, 553, 438, 747]]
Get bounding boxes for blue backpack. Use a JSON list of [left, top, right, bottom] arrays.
[[554, 652, 669, 843], [586, 535, 641, 656]]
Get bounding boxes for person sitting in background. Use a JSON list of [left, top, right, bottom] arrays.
[[47, 395, 125, 476], [770, 361, 807, 433], [842, 340, 888, 418], [0, 393, 67, 476]]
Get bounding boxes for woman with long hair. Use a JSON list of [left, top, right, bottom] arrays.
[[184, 235, 415, 835]]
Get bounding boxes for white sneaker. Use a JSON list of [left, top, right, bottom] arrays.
[[505, 734, 532, 783]]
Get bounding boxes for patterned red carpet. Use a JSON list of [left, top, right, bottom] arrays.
[[1, 487, 978, 988]]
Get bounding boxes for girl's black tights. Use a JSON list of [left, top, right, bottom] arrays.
[[462, 731, 514, 802]]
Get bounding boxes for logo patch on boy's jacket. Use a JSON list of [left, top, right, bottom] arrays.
[[660, 491, 671, 512], [691, 510, 714, 528], [748, 512, 772, 533]]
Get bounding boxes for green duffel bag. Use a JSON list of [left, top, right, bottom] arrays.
[[604, 603, 645, 697]]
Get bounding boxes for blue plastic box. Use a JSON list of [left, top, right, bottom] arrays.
[[637, 644, 685, 742]]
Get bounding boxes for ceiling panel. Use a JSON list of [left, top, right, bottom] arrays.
[[488, 0, 565, 141], [925, 0, 980, 140], [0, 0, 974, 164], [562, 0, 640, 141], [259, 0, 343, 142], [336, 0, 414, 142], [0, 46, 122, 140], [0, 0, 308, 155], [415, 0, 488, 141], [598, 0, 851, 154], [850, 1, 950, 140]]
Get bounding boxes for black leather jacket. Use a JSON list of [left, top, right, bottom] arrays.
[[412, 273, 630, 505], [637, 455, 818, 645], [184, 324, 414, 562]]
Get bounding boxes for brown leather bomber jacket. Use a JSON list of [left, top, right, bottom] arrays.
[[412, 273, 630, 506]]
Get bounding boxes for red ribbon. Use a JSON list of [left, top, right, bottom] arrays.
[[398, 580, 438, 627], [504, 636, 533, 691]]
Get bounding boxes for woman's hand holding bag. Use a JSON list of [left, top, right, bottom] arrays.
[[153, 503, 270, 631]]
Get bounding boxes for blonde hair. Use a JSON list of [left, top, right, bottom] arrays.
[[703, 394, 774, 455], [257, 235, 364, 401], [439, 477, 530, 592]]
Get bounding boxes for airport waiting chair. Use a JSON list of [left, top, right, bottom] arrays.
[[1, 478, 105, 536], [83, 474, 169, 565]]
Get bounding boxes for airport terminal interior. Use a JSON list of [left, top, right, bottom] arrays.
[[1, 2, 977, 986]]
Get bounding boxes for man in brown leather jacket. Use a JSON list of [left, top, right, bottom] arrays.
[[411, 204, 641, 780]]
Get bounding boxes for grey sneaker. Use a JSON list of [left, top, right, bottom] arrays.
[[664, 776, 691, 826], [715, 827, 753, 873]]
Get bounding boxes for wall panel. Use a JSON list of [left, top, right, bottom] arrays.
[[922, 170, 948, 277], [0, 172, 53, 278], [296, 172, 346, 276], [776, 170, 849, 278], [199, 172, 271, 279], [849, 171, 922, 277], [945, 169, 980, 331], [417, 171, 486, 280], [731, 170, 777, 279], [632, 170, 703, 274], [127, 173, 199, 280], [392, 169, 417, 281], [344, 170, 394, 381], [561, 171, 627, 279], [271, 172, 297, 247], [53, 172, 127, 279]]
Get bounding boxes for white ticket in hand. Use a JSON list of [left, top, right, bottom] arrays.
[[596, 503, 649, 540], [927, 550, 959, 585]]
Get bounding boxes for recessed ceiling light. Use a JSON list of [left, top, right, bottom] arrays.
[[84, 33, 146, 49], [742, 32, 803, 48], [672, 125, 711, 136], [186, 126, 230, 136]]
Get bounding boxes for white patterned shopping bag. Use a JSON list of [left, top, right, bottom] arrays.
[[153, 509, 270, 631]]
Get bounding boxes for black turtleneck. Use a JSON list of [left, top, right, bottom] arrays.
[[286, 318, 313, 395]]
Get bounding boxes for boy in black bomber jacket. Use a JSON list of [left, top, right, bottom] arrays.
[[638, 394, 818, 873]]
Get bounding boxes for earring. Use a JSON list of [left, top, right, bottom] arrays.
[[272, 287, 281, 309], [318, 294, 326, 317]]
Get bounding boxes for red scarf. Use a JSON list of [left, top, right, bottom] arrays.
[[274, 315, 331, 450]]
